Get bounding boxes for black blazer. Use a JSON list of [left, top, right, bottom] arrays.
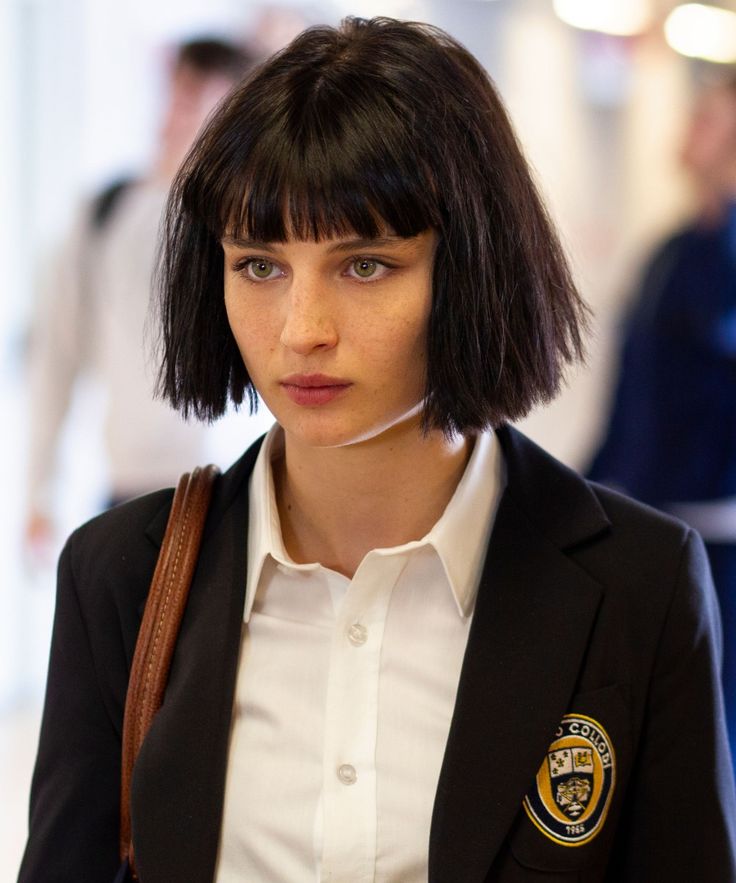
[[18, 426, 736, 882]]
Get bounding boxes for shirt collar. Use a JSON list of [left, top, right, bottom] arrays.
[[245, 427, 318, 621], [245, 424, 505, 622], [424, 429, 505, 616]]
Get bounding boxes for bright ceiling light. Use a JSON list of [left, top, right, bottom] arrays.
[[553, 0, 654, 36], [665, 4, 736, 63]]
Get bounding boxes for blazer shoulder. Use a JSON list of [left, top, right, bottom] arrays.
[[63, 489, 176, 618], [499, 424, 695, 560], [502, 425, 703, 605], [578, 480, 712, 629], [61, 434, 264, 614], [587, 478, 695, 557], [68, 487, 175, 563]]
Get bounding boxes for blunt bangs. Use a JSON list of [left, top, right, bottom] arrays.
[[178, 39, 441, 244]]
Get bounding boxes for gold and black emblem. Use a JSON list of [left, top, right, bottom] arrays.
[[523, 714, 615, 846]]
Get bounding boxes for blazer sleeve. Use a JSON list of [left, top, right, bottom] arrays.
[[17, 537, 124, 883], [607, 530, 736, 881]]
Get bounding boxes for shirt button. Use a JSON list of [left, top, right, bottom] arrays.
[[337, 763, 357, 785], [347, 623, 368, 646]]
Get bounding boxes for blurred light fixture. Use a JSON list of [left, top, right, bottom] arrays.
[[665, 4, 736, 63], [553, 0, 654, 36]]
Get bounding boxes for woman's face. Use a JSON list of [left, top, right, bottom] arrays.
[[222, 228, 437, 449]]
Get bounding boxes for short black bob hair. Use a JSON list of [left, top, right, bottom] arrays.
[[158, 16, 588, 434]]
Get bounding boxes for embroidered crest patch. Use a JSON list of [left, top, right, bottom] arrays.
[[523, 714, 615, 846]]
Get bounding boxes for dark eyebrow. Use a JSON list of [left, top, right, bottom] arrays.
[[326, 236, 416, 253]]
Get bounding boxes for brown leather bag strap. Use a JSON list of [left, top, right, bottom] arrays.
[[119, 464, 220, 877]]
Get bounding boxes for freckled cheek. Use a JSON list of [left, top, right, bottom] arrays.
[[224, 307, 250, 357], [406, 319, 430, 393], [225, 298, 280, 364], [360, 321, 428, 398], [237, 331, 279, 384], [404, 307, 431, 358], [223, 294, 244, 343]]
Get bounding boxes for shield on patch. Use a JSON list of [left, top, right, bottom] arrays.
[[547, 748, 595, 819]]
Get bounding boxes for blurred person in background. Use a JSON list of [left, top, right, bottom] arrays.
[[24, 37, 255, 551], [588, 73, 736, 768]]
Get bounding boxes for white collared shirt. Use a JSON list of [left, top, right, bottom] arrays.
[[215, 426, 505, 882]]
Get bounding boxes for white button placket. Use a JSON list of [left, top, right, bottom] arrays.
[[319, 553, 409, 881]]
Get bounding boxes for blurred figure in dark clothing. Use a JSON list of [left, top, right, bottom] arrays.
[[588, 74, 736, 767]]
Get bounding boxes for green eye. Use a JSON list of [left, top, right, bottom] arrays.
[[353, 259, 377, 278], [249, 259, 274, 279]]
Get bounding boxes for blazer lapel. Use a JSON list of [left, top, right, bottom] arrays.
[[429, 426, 609, 882], [130, 439, 263, 883]]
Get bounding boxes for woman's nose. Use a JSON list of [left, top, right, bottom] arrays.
[[279, 279, 338, 355]]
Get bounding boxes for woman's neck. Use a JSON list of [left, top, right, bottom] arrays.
[[274, 420, 472, 578]]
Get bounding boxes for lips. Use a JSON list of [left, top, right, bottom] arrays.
[[280, 374, 353, 406]]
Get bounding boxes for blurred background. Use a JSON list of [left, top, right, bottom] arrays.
[[2, 0, 735, 875]]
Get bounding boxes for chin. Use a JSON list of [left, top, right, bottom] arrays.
[[279, 403, 426, 451]]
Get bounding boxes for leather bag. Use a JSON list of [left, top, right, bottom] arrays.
[[119, 464, 220, 880]]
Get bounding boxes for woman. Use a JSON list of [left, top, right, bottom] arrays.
[[19, 17, 736, 883]]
